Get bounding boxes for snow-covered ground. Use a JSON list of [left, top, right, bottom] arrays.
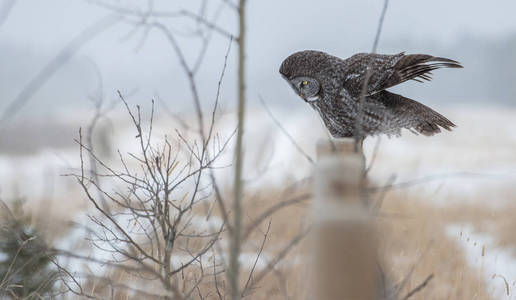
[[2, 105, 515, 203], [1, 104, 516, 297], [447, 224, 516, 300]]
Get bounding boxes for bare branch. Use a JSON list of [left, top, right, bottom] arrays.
[[0, 14, 119, 124], [354, 0, 389, 149], [242, 194, 310, 241], [258, 95, 315, 165], [0, 0, 15, 27], [242, 219, 271, 296], [245, 226, 309, 294], [403, 274, 434, 300]]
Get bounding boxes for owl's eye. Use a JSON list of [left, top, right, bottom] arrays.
[[301, 80, 308, 87]]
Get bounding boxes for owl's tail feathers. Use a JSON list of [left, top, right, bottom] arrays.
[[378, 91, 456, 136], [395, 54, 463, 83], [412, 113, 455, 136]]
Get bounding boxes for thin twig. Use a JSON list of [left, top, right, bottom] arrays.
[[0, 0, 15, 27], [242, 194, 310, 241], [371, 174, 396, 215], [242, 219, 272, 296], [0, 14, 119, 124], [354, 0, 389, 149], [368, 171, 503, 192], [250, 226, 310, 289], [365, 136, 381, 173], [258, 95, 314, 165], [403, 274, 434, 300]]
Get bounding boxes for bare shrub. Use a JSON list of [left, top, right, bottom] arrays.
[[55, 91, 234, 298]]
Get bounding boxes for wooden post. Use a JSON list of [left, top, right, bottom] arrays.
[[313, 138, 378, 300]]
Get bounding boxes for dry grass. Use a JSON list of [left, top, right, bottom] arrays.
[[14, 172, 516, 299], [205, 184, 511, 299], [378, 192, 491, 300]]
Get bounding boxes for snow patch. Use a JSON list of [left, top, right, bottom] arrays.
[[447, 224, 516, 299]]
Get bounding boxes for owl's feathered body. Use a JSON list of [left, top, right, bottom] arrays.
[[279, 50, 462, 138]]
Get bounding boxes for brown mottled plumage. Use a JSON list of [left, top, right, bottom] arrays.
[[279, 50, 462, 138]]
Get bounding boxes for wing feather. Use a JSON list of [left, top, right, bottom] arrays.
[[342, 53, 463, 97], [374, 90, 455, 136]]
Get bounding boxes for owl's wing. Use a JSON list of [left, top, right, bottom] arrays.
[[342, 53, 462, 97], [374, 90, 455, 136]]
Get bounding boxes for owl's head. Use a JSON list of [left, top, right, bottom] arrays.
[[280, 50, 344, 103], [284, 76, 321, 102]]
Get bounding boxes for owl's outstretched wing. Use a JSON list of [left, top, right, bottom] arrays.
[[373, 90, 455, 136], [342, 53, 463, 97]]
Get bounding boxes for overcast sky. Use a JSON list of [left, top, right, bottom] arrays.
[[1, 0, 516, 119]]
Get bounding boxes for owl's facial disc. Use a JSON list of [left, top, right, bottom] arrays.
[[290, 76, 320, 103]]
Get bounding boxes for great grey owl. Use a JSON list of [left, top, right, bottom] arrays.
[[279, 50, 462, 138]]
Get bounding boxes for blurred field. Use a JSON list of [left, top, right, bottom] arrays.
[[1, 105, 516, 298], [2, 1, 516, 298], [223, 187, 516, 299]]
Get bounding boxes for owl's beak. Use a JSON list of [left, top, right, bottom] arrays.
[[286, 81, 319, 103], [298, 92, 319, 103], [304, 95, 320, 103]]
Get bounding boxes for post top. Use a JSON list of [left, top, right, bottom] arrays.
[[316, 138, 363, 159]]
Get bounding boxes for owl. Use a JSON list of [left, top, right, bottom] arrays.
[[279, 50, 462, 138]]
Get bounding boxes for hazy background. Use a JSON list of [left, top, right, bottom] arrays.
[[1, 0, 516, 123], [2, 1, 516, 298], [2, 0, 516, 200], [1, 0, 516, 199]]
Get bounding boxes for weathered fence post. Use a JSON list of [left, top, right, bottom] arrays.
[[313, 138, 378, 300]]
